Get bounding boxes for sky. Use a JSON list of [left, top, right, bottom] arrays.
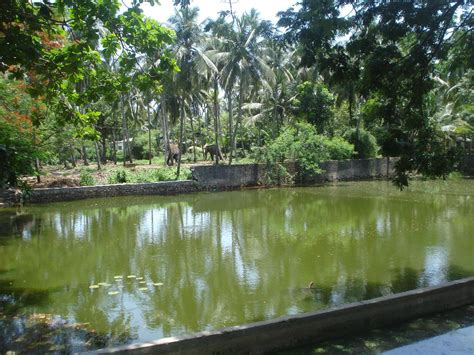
[[138, 0, 298, 26]]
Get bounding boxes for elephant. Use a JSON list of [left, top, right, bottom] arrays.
[[203, 144, 224, 161], [166, 143, 180, 166]]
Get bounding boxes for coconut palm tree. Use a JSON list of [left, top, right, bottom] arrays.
[[243, 42, 299, 140], [206, 9, 275, 164], [167, 5, 221, 173]]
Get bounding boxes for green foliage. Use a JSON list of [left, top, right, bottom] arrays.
[[1, 0, 178, 137], [108, 169, 129, 184], [107, 167, 191, 184], [345, 129, 379, 159], [279, 0, 472, 187], [0, 78, 44, 187], [131, 131, 160, 160], [324, 136, 354, 160], [131, 140, 147, 160], [17, 180, 33, 200], [293, 81, 335, 134], [255, 122, 353, 185], [79, 169, 96, 186]]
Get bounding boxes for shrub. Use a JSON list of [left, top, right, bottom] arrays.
[[254, 122, 355, 185], [79, 169, 96, 186], [345, 128, 379, 158], [107, 167, 191, 184], [131, 131, 159, 160], [255, 122, 328, 184], [131, 142, 146, 160], [108, 169, 128, 184], [323, 136, 354, 160]]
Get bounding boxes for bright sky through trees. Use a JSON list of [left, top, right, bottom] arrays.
[[137, 0, 298, 25]]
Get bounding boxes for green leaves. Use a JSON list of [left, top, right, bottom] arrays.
[[1, 0, 178, 130], [294, 81, 335, 134], [255, 122, 354, 185], [279, 0, 472, 186]]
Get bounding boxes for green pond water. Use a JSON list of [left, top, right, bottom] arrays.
[[0, 180, 473, 352]]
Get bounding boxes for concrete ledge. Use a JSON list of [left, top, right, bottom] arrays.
[[93, 277, 474, 354]]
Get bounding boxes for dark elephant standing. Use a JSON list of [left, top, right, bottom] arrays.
[[203, 144, 224, 161], [166, 143, 180, 166]]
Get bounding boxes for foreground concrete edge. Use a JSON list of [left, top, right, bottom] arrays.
[[89, 277, 474, 354]]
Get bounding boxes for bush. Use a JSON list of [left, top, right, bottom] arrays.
[[108, 169, 128, 184], [107, 167, 191, 184], [323, 136, 354, 160], [254, 122, 355, 185], [345, 128, 379, 158], [79, 169, 96, 186], [254, 122, 328, 184], [131, 131, 159, 160]]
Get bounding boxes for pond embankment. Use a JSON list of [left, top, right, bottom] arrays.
[[24, 158, 397, 204], [2, 156, 473, 205]]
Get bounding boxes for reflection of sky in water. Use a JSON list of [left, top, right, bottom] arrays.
[[420, 247, 449, 287], [221, 221, 233, 252], [138, 208, 167, 243], [376, 213, 392, 237], [331, 273, 348, 305]]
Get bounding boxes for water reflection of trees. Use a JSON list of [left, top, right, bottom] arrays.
[[0, 181, 472, 348]]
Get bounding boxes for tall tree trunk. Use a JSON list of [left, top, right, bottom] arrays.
[[348, 92, 354, 125], [100, 136, 107, 164], [272, 88, 279, 139], [111, 129, 117, 165], [161, 101, 170, 165], [227, 90, 234, 165], [94, 141, 101, 170], [121, 95, 133, 165], [32, 130, 41, 183], [190, 110, 197, 163], [176, 98, 185, 179], [147, 103, 152, 165], [214, 77, 221, 165], [35, 158, 41, 183], [230, 84, 244, 165], [82, 145, 89, 166], [70, 145, 76, 168]]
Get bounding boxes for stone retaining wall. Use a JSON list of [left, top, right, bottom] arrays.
[[190, 163, 265, 187], [29, 180, 203, 204], [26, 158, 395, 204], [20, 156, 468, 204], [93, 277, 474, 354], [190, 158, 397, 187], [301, 157, 395, 183]]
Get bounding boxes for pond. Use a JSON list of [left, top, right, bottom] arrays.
[[0, 180, 473, 352]]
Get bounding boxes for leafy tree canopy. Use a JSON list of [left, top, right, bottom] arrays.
[[0, 0, 178, 135], [293, 81, 335, 135], [279, 0, 473, 187]]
